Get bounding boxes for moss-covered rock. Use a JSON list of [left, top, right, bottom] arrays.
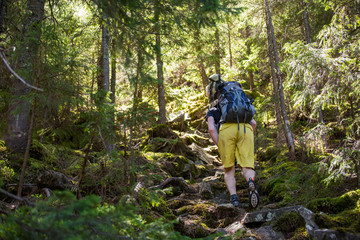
[[257, 145, 283, 163], [143, 152, 198, 179], [306, 190, 360, 214], [142, 124, 198, 161], [314, 209, 360, 234], [305, 190, 360, 234], [273, 212, 305, 239], [180, 133, 211, 147]]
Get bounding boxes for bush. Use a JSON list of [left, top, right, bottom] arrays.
[[0, 191, 189, 240]]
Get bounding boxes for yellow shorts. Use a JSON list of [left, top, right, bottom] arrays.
[[218, 123, 254, 169]]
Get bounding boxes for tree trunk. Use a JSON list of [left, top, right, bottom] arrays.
[[129, 38, 144, 153], [5, 0, 45, 153], [110, 40, 116, 104], [246, 35, 255, 91], [264, 0, 282, 129], [154, 0, 167, 124], [227, 20, 233, 68], [214, 28, 221, 74], [301, 0, 311, 44], [0, 0, 5, 88], [265, 0, 296, 160], [0, 0, 5, 34], [102, 26, 110, 92], [17, 103, 35, 197], [249, 71, 255, 91], [194, 28, 208, 92], [98, 25, 114, 153], [155, 34, 167, 124]]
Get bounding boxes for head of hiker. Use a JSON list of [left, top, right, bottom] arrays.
[[207, 73, 225, 103], [205, 73, 259, 209]]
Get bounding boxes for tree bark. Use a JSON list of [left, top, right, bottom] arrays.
[[264, 0, 282, 129], [156, 34, 167, 124], [17, 103, 35, 197], [227, 20, 233, 68], [214, 27, 221, 74], [5, 0, 45, 153], [154, 0, 167, 124], [249, 71, 255, 91], [265, 0, 296, 160], [102, 26, 110, 92], [110, 40, 116, 104], [301, 0, 311, 44], [194, 28, 208, 92], [98, 25, 114, 153], [0, 0, 6, 34]]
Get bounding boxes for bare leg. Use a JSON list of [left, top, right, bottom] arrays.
[[224, 166, 236, 195], [241, 167, 255, 181]]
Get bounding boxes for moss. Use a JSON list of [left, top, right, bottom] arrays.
[[290, 227, 310, 240], [193, 164, 208, 178], [273, 212, 305, 238], [306, 190, 360, 214], [257, 145, 283, 163], [189, 203, 212, 216], [314, 213, 343, 229], [314, 209, 360, 234], [181, 133, 209, 146]]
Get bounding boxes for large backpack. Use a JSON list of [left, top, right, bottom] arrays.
[[216, 81, 256, 126]]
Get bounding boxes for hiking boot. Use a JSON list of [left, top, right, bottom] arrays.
[[230, 194, 239, 207], [249, 190, 259, 208], [248, 178, 259, 208]]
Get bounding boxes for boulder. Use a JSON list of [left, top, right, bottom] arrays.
[[252, 226, 285, 240], [36, 170, 74, 190], [199, 181, 213, 199], [313, 229, 360, 240]]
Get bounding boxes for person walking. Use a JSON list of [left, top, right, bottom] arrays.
[[205, 74, 259, 208]]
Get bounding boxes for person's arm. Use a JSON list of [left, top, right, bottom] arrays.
[[207, 116, 219, 146], [250, 118, 257, 131]]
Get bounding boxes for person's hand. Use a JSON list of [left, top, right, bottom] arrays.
[[250, 119, 257, 131]]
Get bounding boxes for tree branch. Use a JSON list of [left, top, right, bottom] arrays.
[[0, 188, 35, 207], [0, 51, 44, 92]]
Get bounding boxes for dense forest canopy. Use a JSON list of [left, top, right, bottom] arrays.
[[0, 0, 359, 239]]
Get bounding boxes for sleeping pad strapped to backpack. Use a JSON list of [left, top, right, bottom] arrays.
[[217, 81, 256, 126]]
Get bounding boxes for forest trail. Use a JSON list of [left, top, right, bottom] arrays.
[[151, 120, 360, 240]]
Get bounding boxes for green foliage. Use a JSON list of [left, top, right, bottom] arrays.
[[301, 123, 331, 154], [306, 190, 360, 214], [0, 141, 15, 185], [0, 191, 189, 240], [258, 159, 331, 206], [313, 208, 360, 233], [319, 143, 360, 186]]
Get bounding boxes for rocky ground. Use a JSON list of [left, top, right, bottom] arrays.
[[140, 121, 360, 240]]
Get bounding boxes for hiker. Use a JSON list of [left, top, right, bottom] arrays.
[[205, 74, 259, 208]]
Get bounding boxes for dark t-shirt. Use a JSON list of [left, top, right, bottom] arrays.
[[206, 106, 221, 124]]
